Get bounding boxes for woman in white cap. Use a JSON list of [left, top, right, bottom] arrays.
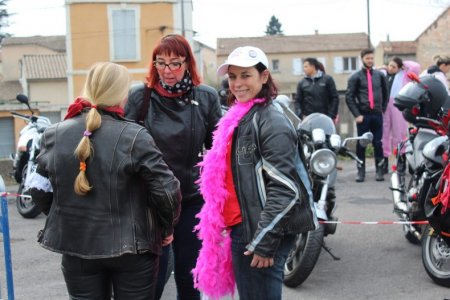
[[192, 46, 317, 300]]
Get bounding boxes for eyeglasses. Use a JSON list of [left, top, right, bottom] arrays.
[[153, 60, 185, 71]]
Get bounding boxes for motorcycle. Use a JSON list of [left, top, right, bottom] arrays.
[[390, 74, 450, 286], [281, 111, 373, 287], [391, 124, 443, 244], [421, 134, 450, 287], [390, 74, 450, 244], [10, 94, 51, 218]]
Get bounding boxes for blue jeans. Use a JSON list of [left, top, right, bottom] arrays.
[[230, 224, 295, 300]]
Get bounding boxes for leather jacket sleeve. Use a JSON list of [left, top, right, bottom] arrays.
[[125, 84, 145, 123], [32, 126, 55, 215], [249, 109, 301, 257], [29, 167, 53, 215], [294, 80, 304, 117], [202, 87, 222, 150], [132, 129, 182, 238], [380, 72, 389, 112], [326, 75, 340, 119], [345, 72, 362, 118]]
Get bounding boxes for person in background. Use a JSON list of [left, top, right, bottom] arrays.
[[28, 62, 182, 299], [381, 58, 421, 174], [295, 57, 339, 123], [125, 34, 222, 300], [346, 48, 389, 182], [192, 46, 317, 300], [421, 55, 450, 94]]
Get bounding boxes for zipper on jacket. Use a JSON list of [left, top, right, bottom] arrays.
[[231, 127, 249, 242], [187, 90, 196, 191]]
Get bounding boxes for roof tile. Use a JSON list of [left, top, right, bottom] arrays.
[[22, 54, 67, 80]]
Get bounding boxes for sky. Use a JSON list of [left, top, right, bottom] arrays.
[[4, 0, 450, 48]]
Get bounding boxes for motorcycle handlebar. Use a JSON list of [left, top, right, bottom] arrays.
[[339, 147, 363, 165], [11, 111, 31, 120], [10, 111, 38, 123]]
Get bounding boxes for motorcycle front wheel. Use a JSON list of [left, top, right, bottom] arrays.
[[283, 224, 324, 287], [422, 226, 450, 287], [16, 164, 41, 218]]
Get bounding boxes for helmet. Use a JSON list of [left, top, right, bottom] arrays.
[[394, 75, 448, 120]]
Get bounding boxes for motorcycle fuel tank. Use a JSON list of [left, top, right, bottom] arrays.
[[422, 135, 449, 167], [408, 128, 439, 170]]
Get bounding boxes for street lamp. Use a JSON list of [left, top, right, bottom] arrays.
[[367, 0, 371, 48]]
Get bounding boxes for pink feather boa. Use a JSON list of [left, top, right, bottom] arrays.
[[192, 98, 264, 299]]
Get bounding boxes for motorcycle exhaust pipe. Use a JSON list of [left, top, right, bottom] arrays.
[[390, 172, 407, 216]]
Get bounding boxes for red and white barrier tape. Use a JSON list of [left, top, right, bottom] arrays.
[[0, 192, 434, 225], [0, 192, 32, 199], [319, 220, 429, 225]]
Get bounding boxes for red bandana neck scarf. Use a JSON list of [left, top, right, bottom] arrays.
[[64, 97, 124, 120]]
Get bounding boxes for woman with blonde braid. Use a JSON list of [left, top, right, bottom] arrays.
[[28, 62, 181, 299]]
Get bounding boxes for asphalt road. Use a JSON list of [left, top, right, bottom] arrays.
[[1, 159, 449, 299]]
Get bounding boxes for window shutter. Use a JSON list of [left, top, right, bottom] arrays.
[[317, 57, 326, 70], [111, 9, 137, 61], [293, 58, 303, 75], [334, 57, 343, 74]]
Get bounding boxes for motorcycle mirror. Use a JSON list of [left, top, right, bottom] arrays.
[[16, 94, 33, 115], [358, 132, 374, 147]]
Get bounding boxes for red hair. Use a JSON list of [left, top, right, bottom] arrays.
[[146, 34, 201, 88]]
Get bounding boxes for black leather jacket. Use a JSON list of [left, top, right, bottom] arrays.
[[231, 103, 317, 258], [32, 112, 181, 258], [125, 84, 222, 204], [345, 68, 388, 117], [295, 73, 339, 119]]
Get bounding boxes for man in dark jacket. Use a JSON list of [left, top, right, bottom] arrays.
[[346, 48, 388, 182], [295, 57, 339, 121]]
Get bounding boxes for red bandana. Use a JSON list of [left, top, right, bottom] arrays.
[[64, 97, 124, 120]]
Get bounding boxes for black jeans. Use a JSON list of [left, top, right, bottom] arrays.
[[356, 113, 384, 161], [61, 253, 158, 300], [156, 202, 202, 300]]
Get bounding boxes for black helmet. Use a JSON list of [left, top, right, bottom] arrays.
[[394, 75, 448, 120]]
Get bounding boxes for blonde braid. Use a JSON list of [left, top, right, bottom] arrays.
[[73, 107, 101, 195]]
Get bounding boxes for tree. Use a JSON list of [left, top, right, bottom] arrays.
[[265, 15, 283, 36], [0, 0, 10, 43]]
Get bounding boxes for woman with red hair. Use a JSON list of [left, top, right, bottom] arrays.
[[125, 34, 222, 299]]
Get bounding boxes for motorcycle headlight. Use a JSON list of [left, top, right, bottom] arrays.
[[329, 134, 341, 150], [311, 128, 326, 144], [310, 149, 337, 176]]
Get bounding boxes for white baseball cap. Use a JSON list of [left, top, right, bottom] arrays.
[[217, 46, 269, 76]]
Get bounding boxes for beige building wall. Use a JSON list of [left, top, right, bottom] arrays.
[[198, 46, 217, 87], [2, 45, 58, 81], [28, 80, 68, 105], [416, 8, 450, 72]]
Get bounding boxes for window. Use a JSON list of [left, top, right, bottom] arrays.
[[343, 57, 358, 72], [333, 56, 359, 74], [108, 5, 140, 62], [272, 59, 280, 72], [292, 58, 303, 75]]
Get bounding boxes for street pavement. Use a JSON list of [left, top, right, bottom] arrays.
[[1, 159, 450, 299]]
